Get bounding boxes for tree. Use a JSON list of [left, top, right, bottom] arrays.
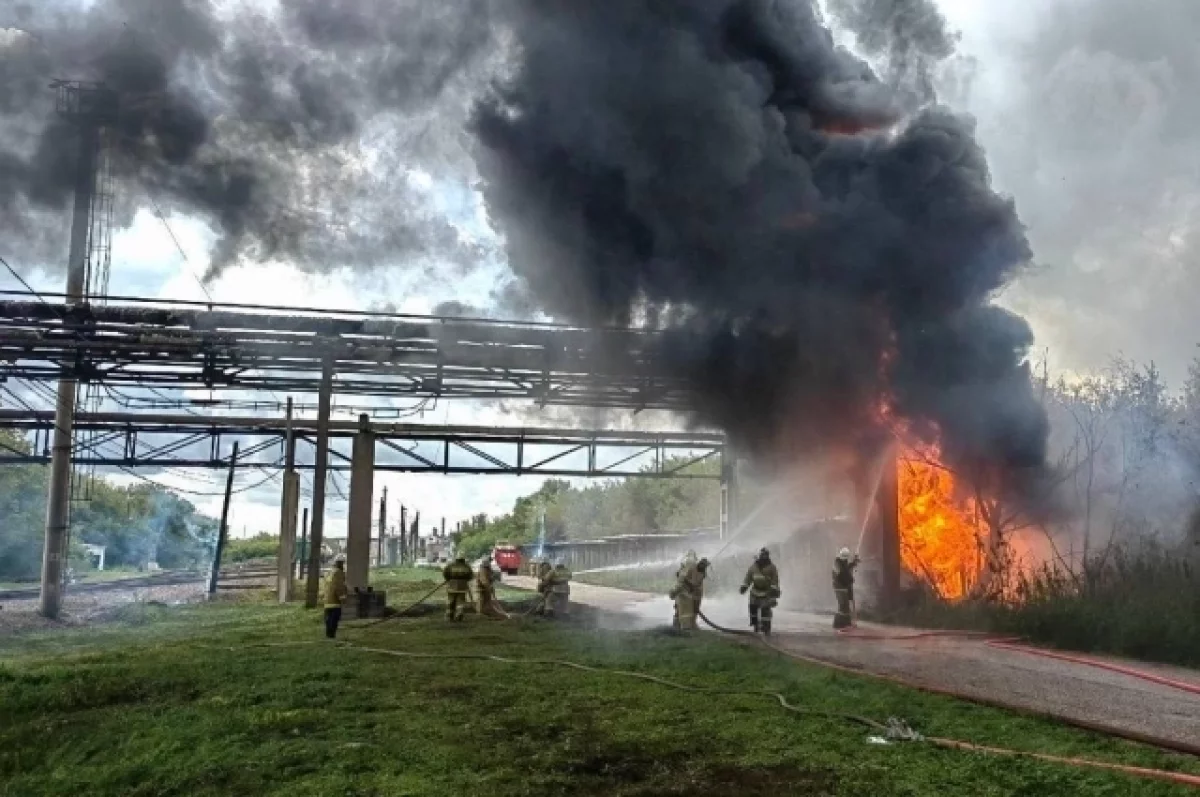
[[0, 430, 48, 580], [0, 429, 219, 580]]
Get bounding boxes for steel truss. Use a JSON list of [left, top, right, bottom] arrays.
[[0, 294, 694, 410], [0, 411, 724, 479]]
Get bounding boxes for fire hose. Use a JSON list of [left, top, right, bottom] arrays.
[[696, 610, 1200, 789], [340, 582, 446, 633], [834, 626, 1200, 698], [341, 586, 1199, 787]]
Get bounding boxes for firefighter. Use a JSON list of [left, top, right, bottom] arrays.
[[534, 559, 553, 614], [671, 551, 698, 628], [322, 557, 348, 639], [475, 556, 506, 618], [832, 547, 861, 629], [542, 560, 572, 618], [739, 547, 781, 635], [670, 557, 709, 631], [442, 555, 474, 622]]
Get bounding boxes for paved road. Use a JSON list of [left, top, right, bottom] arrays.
[[505, 576, 1200, 753]]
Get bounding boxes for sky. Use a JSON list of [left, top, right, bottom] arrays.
[[3, 0, 1198, 538]]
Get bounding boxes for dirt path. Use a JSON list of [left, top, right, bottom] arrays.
[[505, 576, 1200, 752]]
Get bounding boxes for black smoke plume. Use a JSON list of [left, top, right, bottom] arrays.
[[1, 0, 493, 276], [472, 0, 1047, 472]]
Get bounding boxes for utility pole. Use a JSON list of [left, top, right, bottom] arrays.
[[296, 507, 309, 579], [207, 442, 240, 596], [304, 355, 334, 608], [399, 505, 408, 564], [377, 486, 387, 567], [39, 82, 115, 619]]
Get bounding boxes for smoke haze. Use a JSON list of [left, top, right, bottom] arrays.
[[0, 0, 494, 276], [963, 0, 1200, 384]]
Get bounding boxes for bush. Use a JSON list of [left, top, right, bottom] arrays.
[[224, 534, 279, 563], [879, 544, 1200, 667]]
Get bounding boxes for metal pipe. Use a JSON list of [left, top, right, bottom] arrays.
[[0, 410, 725, 444]]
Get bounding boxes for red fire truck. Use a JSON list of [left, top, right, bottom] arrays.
[[491, 542, 523, 575]]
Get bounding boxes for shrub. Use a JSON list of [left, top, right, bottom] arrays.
[[879, 543, 1200, 667], [225, 534, 279, 563]]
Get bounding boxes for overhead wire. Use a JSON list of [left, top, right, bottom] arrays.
[[0, 255, 55, 308], [145, 191, 214, 304]]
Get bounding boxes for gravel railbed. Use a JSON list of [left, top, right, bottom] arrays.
[[0, 571, 274, 637]]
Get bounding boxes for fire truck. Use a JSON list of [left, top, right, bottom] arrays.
[[491, 542, 523, 575]]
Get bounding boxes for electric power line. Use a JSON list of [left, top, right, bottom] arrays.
[[146, 192, 214, 304], [0, 255, 55, 309]]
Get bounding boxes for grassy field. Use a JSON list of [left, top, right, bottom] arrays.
[[1, 568, 1197, 796]]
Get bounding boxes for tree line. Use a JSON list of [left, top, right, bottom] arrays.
[[0, 429, 218, 581], [452, 456, 721, 560]]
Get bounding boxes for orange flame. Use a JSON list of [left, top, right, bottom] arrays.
[[897, 445, 985, 600]]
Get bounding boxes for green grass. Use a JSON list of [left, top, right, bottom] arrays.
[[1, 568, 1197, 796]]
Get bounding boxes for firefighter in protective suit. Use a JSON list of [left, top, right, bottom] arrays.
[[475, 556, 506, 618], [442, 555, 474, 621], [322, 557, 348, 639], [832, 547, 861, 629], [740, 548, 781, 635], [534, 559, 553, 614], [671, 551, 698, 627], [541, 560, 572, 618], [669, 557, 709, 631]]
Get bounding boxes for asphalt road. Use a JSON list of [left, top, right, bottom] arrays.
[[505, 576, 1200, 754]]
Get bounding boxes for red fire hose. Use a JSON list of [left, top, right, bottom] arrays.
[[835, 627, 1200, 698], [986, 640, 1200, 698], [698, 611, 1200, 788]]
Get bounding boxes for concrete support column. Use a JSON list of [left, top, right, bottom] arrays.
[[345, 414, 375, 592], [277, 473, 299, 602], [277, 397, 298, 603]]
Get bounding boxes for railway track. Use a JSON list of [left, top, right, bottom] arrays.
[[0, 565, 277, 602]]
